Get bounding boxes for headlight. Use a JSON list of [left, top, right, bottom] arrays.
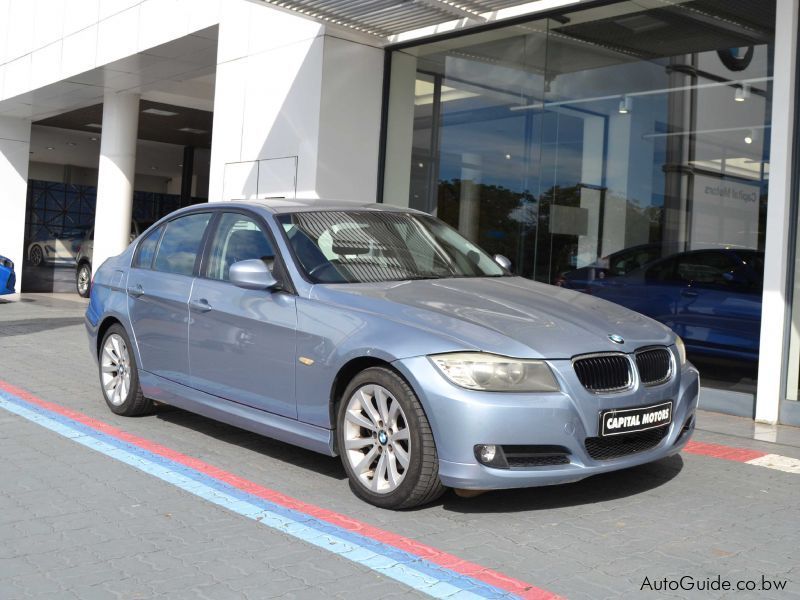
[[429, 352, 560, 392], [675, 336, 687, 366]]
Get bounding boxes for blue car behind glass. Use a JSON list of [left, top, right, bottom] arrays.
[[0, 255, 16, 295], [588, 249, 763, 363], [85, 200, 699, 509]]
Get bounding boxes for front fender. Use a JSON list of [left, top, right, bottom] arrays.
[[294, 297, 475, 428]]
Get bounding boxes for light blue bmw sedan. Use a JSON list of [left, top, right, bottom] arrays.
[[86, 200, 699, 509]]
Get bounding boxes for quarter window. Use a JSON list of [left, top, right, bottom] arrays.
[[152, 213, 211, 276], [205, 213, 274, 281]]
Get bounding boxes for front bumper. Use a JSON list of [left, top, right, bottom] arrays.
[[393, 352, 699, 490]]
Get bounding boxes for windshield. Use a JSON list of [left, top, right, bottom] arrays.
[[277, 210, 507, 284]]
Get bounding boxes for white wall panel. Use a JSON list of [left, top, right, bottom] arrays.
[[96, 6, 140, 66], [63, 0, 100, 38], [99, 0, 139, 20], [33, 0, 65, 50], [2, 53, 31, 99], [61, 25, 99, 80], [5, 0, 35, 62], [30, 41, 62, 90]]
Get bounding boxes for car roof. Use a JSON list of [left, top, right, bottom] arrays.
[[202, 198, 424, 215]]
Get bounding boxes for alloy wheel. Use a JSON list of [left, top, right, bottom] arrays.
[[77, 265, 90, 296], [343, 384, 411, 494], [30, 246, 43, 266], [101, 333, 131, 406]]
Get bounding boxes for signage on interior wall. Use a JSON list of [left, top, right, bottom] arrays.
[[690, 174, 760, 251]]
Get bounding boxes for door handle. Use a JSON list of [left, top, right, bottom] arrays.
[[127, 284, 144, 297], [680, 289, 698, 298], [189, 298, 212, 313]]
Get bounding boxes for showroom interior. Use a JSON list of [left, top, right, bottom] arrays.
[[0, 0, 798, 426]]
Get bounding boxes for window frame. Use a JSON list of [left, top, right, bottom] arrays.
[[132, 210, 213, 276]]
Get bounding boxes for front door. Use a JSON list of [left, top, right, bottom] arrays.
[[188, 212, 297, 418]]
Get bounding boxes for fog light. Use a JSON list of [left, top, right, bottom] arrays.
[[474, 444, 508, 468]]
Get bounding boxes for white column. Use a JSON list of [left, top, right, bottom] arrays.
[[93, 92, 140, 275], [0, 117, 32, 300], [382, 51, 418, 207], [209, 3, 383, 203], [755, 0, 798, 423]]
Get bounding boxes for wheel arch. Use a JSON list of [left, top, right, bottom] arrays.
[[96, 316, 123, 357], [328, 356, 432, 450]]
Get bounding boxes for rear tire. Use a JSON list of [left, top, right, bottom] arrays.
[[99, 324, 152, 416], [336, 367, 445, 509]]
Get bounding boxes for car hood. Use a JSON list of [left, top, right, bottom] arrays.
[[311, 276, 674, 359]]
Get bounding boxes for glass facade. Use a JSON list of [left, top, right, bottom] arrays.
[[383, 0, 776, 402]]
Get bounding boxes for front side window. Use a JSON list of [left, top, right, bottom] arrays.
[[205, 213, 275, 281], [153, 213, 211, 276], [278, 210, 506, 284], [133, 226, 163, 269]]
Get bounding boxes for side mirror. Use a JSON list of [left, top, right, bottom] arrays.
[[229, 259, 279, 291], [493, 254, 512, 270]]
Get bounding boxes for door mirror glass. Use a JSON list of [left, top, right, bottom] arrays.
[[229, 259, 278, 290], [494, 254, 512, 270]]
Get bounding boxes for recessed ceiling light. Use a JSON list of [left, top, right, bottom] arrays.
[[150, 166, 158, 170], [89, 136, 98, 141], [142, 108, 179, 117], [67, 142, 77, 147], [178, 164, 183, 168], [85, 123, 102, 129], [46, 146, 55, 150], [178, 127, 207, 134]]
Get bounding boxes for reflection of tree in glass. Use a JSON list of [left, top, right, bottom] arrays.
[[436, 179, 535, 275], [432, 180, 676, 284]]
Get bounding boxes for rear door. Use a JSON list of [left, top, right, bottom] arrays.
[[188, 211, 297, 418], [127, 212, 212, 386]]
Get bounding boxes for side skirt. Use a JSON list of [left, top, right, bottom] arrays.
[[139, 371, 337, 456]]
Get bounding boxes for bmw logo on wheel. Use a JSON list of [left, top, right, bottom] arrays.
[[608, 334, 625, 344]]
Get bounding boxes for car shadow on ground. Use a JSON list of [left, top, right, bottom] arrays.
[[153, 404, 348, 481], [153, 404, 684, 510], [439, 455, 684, 513]]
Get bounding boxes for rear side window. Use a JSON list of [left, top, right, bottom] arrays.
[[133, 226, 162, 269], [153, 213, 211, 276]]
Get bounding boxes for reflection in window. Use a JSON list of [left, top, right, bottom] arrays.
[[153, 213, 211, 276], [384, 0, 776, 397]]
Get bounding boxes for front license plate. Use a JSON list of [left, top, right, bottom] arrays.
[[600, 401, 672, 437]]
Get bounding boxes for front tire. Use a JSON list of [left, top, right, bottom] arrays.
[[336, 367, 445, 509], [99, 324, 152, 416], [76, 263, 91, 297]]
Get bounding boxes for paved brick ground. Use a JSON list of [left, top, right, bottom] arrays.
[[0, 294, 799, 599]]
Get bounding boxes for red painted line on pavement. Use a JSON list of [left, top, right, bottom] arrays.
[[683, 440, 767, 463], [0, 380, 561, 600]]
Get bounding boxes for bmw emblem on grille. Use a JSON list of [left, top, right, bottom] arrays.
[[608, 334, 624, 345]]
